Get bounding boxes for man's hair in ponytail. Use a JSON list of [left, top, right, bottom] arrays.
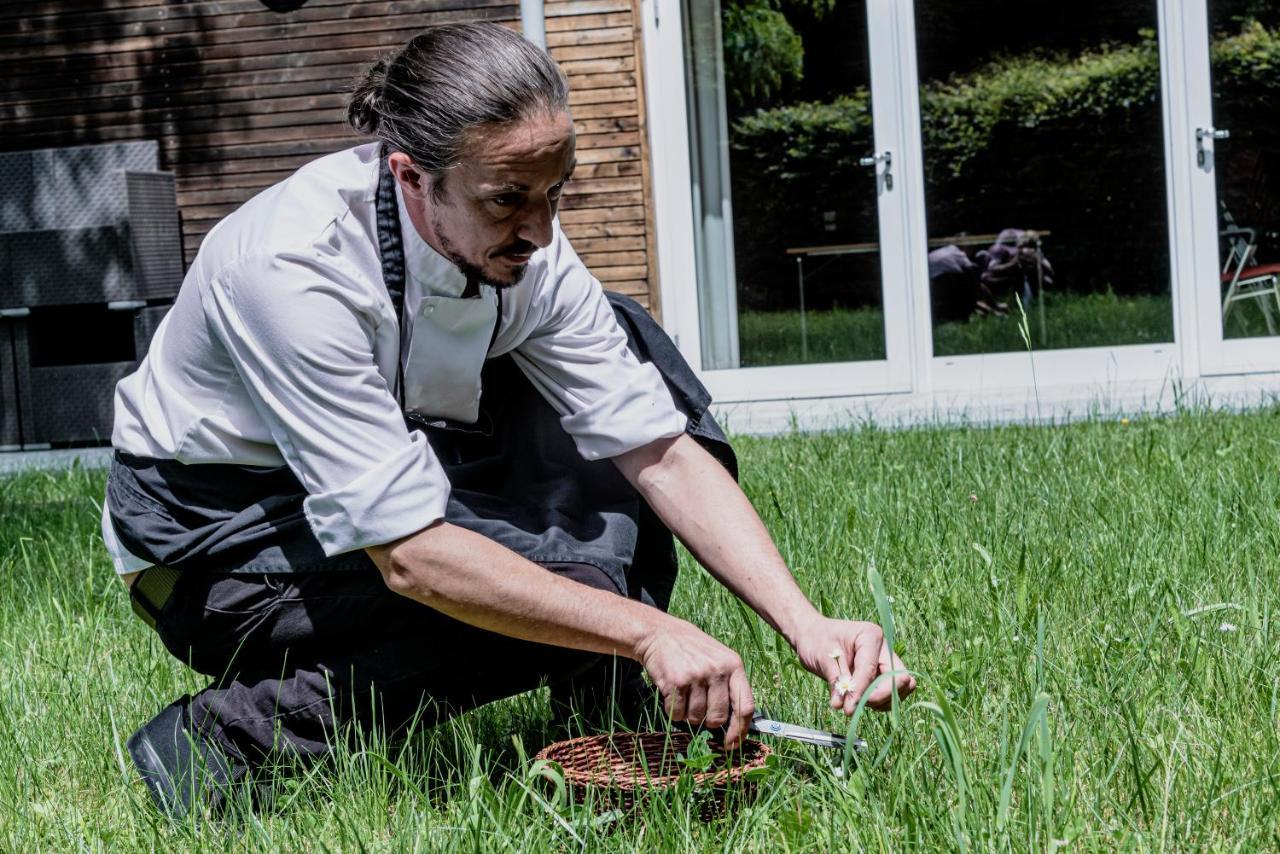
[[347, 23, 569, 179]]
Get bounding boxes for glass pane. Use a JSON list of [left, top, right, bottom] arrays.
[[683, 0, 886, 369], [915, 1, 1174, 356], [1211, 2, 1280, 340]]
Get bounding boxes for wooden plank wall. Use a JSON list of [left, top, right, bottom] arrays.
[[0, 0, 659, 314], [546, 0, 657, 312]]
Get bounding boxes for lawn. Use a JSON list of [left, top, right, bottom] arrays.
[[739, 289, 1280, 367], [738, 292, 1178, 366], [3, 408, 1280, 849]]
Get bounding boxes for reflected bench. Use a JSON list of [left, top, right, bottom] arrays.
[[783, 231, 1051, 361]]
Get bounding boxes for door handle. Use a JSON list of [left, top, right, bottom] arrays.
[[859, 150, 893, 190], [1196, 126, 1229, 166]]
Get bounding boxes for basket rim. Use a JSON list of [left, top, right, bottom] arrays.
[[534, 730, 772, 791]]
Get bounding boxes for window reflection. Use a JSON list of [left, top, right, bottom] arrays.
[[1211, 3, 1280, 340], [685, 0, 887, 369], [916, 1, 1174, 356]]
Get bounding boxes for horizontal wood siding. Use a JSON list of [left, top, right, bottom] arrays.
[[2, 0, 658, 314], [547, 0, 657, 312]]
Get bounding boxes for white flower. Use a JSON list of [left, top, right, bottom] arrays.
[[1220, 622, 1238, 633], [833, 675, 857, 696]]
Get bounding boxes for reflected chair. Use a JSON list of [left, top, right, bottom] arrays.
[[1220, 222, 1280, 334]]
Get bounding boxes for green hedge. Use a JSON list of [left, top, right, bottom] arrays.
[[729, 22, 1280, 311]]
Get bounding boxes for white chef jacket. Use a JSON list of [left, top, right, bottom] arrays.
[[102, 142, 686, 575]]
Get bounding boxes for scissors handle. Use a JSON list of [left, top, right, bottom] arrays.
[[749, 711, 864, 751]]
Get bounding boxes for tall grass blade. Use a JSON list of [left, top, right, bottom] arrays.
[[997, 691, 1052, 832], [867, 565, 896, 669], [917, 691, 971, 849]]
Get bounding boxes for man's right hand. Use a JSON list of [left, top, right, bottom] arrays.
[[633, 617, 755, 748], [370, 523, 759, 746]]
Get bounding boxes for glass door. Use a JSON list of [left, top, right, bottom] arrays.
[[1189, 0, 1280, 375], [672, 0, 917, 401], [914, 1, 1176, 360]]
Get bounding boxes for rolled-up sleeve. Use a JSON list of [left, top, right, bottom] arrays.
[[510, 236, 687, 461], [202, 251, 450, 555]]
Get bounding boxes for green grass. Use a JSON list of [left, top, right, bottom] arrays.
[[738, 287, 1280, 367], [739, 304, 889, 366], [739, 292, 1177, 366], [1225, 297, 1280, 340], [4, 408, 1280, 848]]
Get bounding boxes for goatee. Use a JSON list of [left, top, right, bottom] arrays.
[[437, 232, 528, 291]]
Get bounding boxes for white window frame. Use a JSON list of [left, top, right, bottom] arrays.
[[642, 0, 918, 404], [1177, 0, 1280, 377], [915, 0, 1186, 396], [639, 0, 1280, 426]]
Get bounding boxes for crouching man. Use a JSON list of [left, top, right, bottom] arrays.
[[104, 23, 914, 818]]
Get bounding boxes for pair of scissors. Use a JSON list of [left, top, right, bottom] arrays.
[[748, 711, 867, 752]]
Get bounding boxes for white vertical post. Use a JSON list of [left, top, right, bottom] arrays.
[[520, 0, 546, 49], [886, 0, 934, 395], [1179, 0, 1280, 376], [1160, 0, 1203, 381], [641, 0, 707, 368], [864, 0, 916, 391], [686, 0, 741, 370], [796, 257, 808, 362]]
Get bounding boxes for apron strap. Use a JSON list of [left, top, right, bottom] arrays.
[[376, 146, 406, 324], [376, 144, 503, 409], [375, 145, 408, 406]]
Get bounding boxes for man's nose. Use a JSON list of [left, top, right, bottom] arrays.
[[517, 198, 555, 248]]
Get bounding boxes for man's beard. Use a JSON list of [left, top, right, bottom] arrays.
[[434, 225, 532, 291]]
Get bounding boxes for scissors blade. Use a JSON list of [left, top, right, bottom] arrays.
[[749, 714, 867, 752]]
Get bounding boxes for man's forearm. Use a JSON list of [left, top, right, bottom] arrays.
[[366, 522, 671, 659], [615, 434, 822, 644]]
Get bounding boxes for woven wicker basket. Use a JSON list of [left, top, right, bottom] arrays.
[[534, 731, 771, 817]]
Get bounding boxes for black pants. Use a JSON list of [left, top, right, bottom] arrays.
[[141, 559, 668, 772]]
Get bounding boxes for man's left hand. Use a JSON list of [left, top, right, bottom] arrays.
[[615, 436, 917, 716], [791, 619, 916, 715]]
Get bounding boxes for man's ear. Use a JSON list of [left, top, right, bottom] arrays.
[[387, 151, 435, 201]]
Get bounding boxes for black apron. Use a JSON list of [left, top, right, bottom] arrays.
[[106, 154, 735, 595]]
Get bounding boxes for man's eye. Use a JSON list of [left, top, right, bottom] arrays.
[[492, 194, 522, 207]]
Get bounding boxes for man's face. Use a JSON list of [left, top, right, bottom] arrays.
[[390, 110, 576, 289]]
